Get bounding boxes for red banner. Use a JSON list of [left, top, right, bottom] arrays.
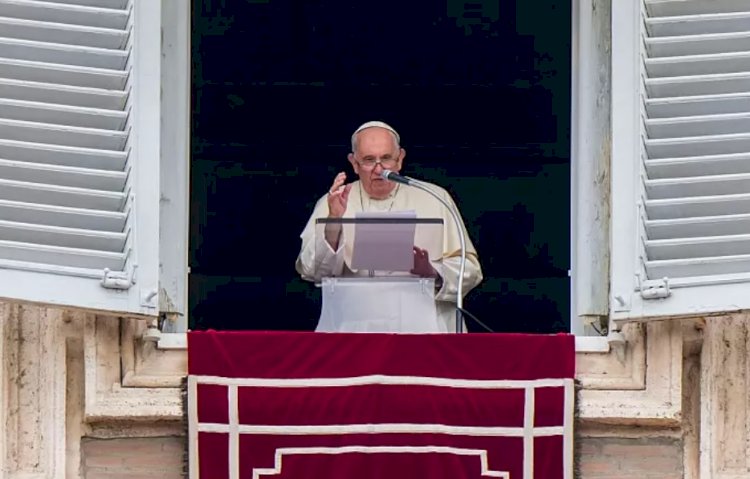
[[188, 331, 575, 479]]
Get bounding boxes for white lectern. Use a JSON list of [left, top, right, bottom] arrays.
[[313, 216, 445, 333]]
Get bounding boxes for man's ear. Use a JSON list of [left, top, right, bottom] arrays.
[[397, 148, 406, 169], [347, 153, 359, 173]]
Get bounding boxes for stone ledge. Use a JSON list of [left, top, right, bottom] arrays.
[[85, 386, 184, 423]]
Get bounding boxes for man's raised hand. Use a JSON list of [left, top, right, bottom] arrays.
[[327, 171, 352, 218]]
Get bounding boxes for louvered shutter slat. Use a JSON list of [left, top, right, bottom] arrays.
[[646, 153, 750, 178], [0, 78, 126, 110], [646, 134, 750, 158], [42, 0, 129, 10], [0, 99, 127, 130], [647, 234, 750, 260], [642, 0, 750, 281], [648, 0, 750, 17], [0, 139, 126, 170], [0, 220, 126, 251], [646, 52, 750, 77], [0, 37, 128, 69], [0, 178, 124, 210], [648, 13, 750, 37], [0, 58, 127, 90], [646, 173, 750, 199], [0, 158, 126, 191], [0, 0, 133, 277], [647, 193, 750, 220], [647, 33, 750, 57], [0, 17, 128, 49], [0, 240, 125, 270], [646, 255, 750, 278], [646, 94, 750, 118], [647, 214, 750, 239], [646, 113, 750, 138], [647, 73, 750, 98], [0, 118, 127, 149], [0, 1, 129, 30], [0, 199, 126, 232]]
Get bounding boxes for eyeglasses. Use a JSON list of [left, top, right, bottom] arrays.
[[356, 157, 399, 170]]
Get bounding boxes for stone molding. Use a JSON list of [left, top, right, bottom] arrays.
[[83, 316, 183, 423], [577, 321, 683, 425]]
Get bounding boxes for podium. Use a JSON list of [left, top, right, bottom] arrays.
[[314, 215, 445, 333]]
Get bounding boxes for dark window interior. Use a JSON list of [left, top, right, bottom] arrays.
[[190, 0, 571, 333]]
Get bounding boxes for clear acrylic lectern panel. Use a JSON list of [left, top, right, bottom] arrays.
[[313, 217, 445, 333], [317, 277, 440, 333]]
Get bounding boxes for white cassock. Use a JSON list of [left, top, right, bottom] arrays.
[[295, 180, 483, 333]]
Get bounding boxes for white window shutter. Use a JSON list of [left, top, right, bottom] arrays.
[[0, 0, 162, 316], [612, 0, 750, 320]]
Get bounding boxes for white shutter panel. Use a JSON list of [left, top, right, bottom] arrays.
[[0, 0, 161, 316], [612, 0, 750, 320]]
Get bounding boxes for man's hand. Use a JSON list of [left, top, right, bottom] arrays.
[[324, 172, 351, 250], [411, 246, 438, 278], [327, 172, 352, 218]]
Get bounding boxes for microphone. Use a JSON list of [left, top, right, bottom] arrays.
[[380, 169, 469, 333], [380, 169, 412, 185]]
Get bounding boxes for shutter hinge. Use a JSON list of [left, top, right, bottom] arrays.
[[101, 264, 137, 290], [640, 276, 670, 300]]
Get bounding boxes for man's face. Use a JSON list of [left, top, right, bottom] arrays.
[[348, 128, 405, 200]]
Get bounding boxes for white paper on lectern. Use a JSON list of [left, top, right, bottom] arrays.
[[350, 210, 417, 272]]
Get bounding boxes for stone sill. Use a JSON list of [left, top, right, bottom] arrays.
[[159, 333, 612, 353]]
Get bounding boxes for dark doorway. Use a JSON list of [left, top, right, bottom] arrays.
[[190, 0, 571, 333]]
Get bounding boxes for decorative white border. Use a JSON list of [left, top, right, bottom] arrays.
[[192, 374, 569, 389], [197, 423, 564, 437], [228, 385, 239, 479], [188, 375, 575, 479], [251, 446, 511, 479]]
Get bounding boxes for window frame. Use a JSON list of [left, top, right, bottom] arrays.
[[158, 0, 191, 332], [570, 0, 613, 336], [166, 0, 624, 345]]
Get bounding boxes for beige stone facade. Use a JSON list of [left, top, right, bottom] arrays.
[[0, 303, 185, 478], [1, 302, 748, 478]]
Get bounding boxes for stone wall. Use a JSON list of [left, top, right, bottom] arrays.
[[579, 437, 683, 479], [1, 300, 750, 478], [81, 437, 185, 479], [0, 302, 185, 478]]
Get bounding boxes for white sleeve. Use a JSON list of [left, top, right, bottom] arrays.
[[295, 198, 346, 282], [307, 231, 346, 282], [428, 186, 483, 302], [433, 253, 483, 303]]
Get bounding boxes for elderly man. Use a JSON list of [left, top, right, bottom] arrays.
[[295, 120, 483, 332]]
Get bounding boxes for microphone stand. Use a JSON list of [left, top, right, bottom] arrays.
[[381, 171, 467, 333]]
